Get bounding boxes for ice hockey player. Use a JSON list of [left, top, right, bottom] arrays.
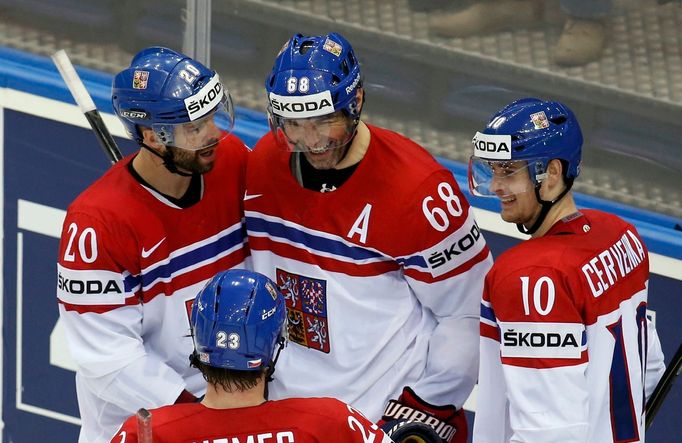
[[111, 269, 393, 443], [244, 31, 493, 442], [468, 97, 666, 442], [57, 46, 249, 442]]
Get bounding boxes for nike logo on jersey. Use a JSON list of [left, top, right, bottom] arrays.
[[141, 237, 166, 258], [244, 191, 263, 201]]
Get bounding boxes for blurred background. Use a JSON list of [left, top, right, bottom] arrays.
[[0, 1, 680, 442], [1, 0, 681, 217]]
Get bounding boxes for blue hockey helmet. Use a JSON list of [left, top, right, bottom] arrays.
[[111, 47, 234, 150], [190, 269, 287, 371], [265, 33, 363, 152], [468, 98, 583, 198]]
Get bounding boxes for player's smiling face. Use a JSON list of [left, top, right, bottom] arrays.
[[489, 161, 541, 225], [283, 111, 354, 170]]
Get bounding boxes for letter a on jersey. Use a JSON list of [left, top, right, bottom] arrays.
[[347, 203, 372, 244]]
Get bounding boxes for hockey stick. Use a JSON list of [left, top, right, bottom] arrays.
[[646, 342, 682, 430], [51, 50, 123, 164], [136, 408, 153, 443]]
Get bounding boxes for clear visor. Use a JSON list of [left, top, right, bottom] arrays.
[[468, 156, 547, 198], [153, 93, 235, 151], [269, 110, 356, 153]]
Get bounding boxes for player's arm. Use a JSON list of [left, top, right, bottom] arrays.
[[384, 170, 493, 442], [57, 209, 189, 412], [493, 266, 589, 442]]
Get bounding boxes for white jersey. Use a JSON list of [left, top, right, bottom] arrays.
[[57, 136, 249, 443], [245, 125, 493, 420], [474, 210, 666, 443]]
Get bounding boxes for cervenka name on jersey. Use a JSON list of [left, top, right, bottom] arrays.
[[56, 264, 127, 305], [269, 91, 334, 119], [499, 321, 585, 359]]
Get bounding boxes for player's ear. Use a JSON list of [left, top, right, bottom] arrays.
[[547, 159, 564, 185], [141, 127, 162, 149], [356, 88, 364, 113], [542, 159, 568, 202]]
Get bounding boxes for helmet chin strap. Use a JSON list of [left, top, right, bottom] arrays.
[[516, 178, 574, 235], [264, 336, 287, 384], [141, 142, 193, 177]]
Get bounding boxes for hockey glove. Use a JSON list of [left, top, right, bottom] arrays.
[[378, 387, 467, 443], [382, 420, 444, 443]]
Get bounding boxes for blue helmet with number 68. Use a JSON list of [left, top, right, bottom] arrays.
[[190, 269, 287, 371], [265, 33, 363, 153]]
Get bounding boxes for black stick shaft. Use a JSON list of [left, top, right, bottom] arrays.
[[83, 110, 123, 164], [646, 342, 682, 429]]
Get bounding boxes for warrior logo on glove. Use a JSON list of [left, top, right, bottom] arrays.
[[379, 387, 467, 443]]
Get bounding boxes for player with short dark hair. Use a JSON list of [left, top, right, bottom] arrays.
[[469, 98, 666, 442], [111, 269, 393, 443], [57, 47, 250, 443], [245, 32, 493, 442]]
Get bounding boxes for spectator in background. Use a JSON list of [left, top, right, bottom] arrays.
[[427, 0, 612, 66], [57, 47, 249, 443]]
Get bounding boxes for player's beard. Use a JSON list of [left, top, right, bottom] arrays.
[[166, 144, 217, 174]]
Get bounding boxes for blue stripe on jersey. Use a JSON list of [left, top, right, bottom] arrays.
[[246, 215, 386, 261], [124, 274, 141, 292], [481, 302, 497, 323], [140, 228, 245, 287], [396, 254, 428, 269]]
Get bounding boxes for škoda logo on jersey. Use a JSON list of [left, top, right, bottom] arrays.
[[499, 321, 584, 359], [276, 268, 330, 353], [56, 264, 126, 306]]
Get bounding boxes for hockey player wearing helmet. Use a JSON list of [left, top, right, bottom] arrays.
[[111, 269, 393, 443], [470, 98, 666, 442], [112, 46, 238, 178], [245, 33, 493, 443], [57, 47, 249, 443]]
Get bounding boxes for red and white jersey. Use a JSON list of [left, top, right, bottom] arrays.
[[111, 397, 393, 443], [57, 135, 250, 443], [474, 210, 666, 443], [245, 125, 492, 420]]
